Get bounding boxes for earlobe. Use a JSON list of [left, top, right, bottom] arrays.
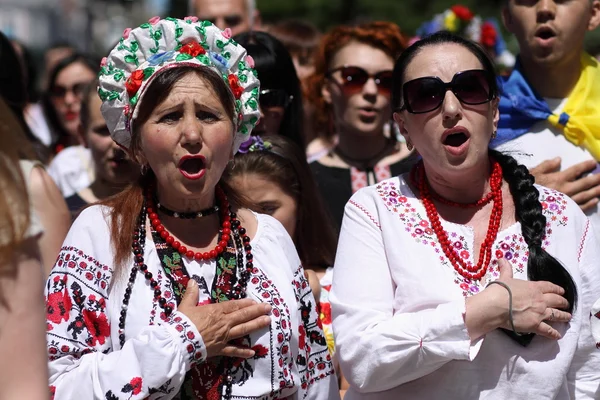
[[393, 112, 408, 135], [492, 98, 500, 130]]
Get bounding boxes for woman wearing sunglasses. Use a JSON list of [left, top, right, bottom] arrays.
[[306, 22, 417, 233], [44, 53, 98, 197], [331, 31, 600, 399], [234, 31, 305, 150]]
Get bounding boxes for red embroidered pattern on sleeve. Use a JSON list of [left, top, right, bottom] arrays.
[[349, 200, 382, 230], [47, 246, 113, 360], [291, 265, 335, 397], [163, 313, 206, 367]]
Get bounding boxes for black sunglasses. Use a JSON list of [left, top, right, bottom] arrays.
[[398, 69, 495, 114], [259, 89, 293, 109], [49, 82, 89, 100], [326, 66, 394, 96]]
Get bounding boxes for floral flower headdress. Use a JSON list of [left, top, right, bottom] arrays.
[[237, 135, 272, 154], [414, 5, 515, 71], [98, 16, 260, 153]]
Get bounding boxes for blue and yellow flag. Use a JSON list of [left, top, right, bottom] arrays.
[[493, 53, 600, 161]]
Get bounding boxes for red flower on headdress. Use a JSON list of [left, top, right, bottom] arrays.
[[451, 5, 474, 21], [228, 74, 244, 99], [180, 40, 206, 57], [125, 70, 145, 98], [481, 22, 497, 48]]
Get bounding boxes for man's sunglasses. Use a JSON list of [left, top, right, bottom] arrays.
[[259, 89, 293, 109], [398, 69, 495, 114], [326, 66, 394, 96]]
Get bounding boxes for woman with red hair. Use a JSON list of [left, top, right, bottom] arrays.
[[306, 22, 418, 232]]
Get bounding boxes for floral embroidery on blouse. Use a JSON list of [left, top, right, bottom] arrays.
[[376, 179, 570, 297]]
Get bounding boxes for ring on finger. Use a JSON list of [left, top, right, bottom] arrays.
[[549, 309, 555, 321]]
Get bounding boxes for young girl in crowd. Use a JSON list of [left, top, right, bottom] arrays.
[[44, 53, 98, 197], [234, 31, 306, 149], [65, 81, 139, 218], [306, 21, 417, 232], [223, 134, 349, 393]]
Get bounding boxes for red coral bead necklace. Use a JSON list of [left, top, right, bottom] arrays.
[[411, 159, 504, 280], [147, 188, 231, 261]]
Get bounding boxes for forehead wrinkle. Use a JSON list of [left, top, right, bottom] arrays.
[[405, 44, 483, 82]]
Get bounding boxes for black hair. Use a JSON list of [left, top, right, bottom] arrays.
[[41, 52, 99, 153], [233, 31, 305, 150], [391, 31, 499, 112], [0, 31, 50, 163], [393, 31, 577, 346], [492, 150, 577, 345]]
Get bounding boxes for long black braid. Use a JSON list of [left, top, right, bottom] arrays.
[[490, 150, 578, 345]]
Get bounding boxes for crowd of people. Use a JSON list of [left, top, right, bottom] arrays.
[[1, 0, 600, 398]]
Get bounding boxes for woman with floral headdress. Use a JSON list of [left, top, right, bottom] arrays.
[[45, 17, 338, 400]]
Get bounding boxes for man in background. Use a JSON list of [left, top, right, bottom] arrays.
[[191, 0, 261, 35]]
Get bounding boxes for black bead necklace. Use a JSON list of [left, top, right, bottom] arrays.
[[119, 190, 257, 399], [153, 194, 219, 219]]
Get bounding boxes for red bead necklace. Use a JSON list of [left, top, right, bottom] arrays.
[[146, 187, 231, 261], [414, 160, 504, 280]]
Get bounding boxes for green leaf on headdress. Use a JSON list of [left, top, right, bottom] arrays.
[[222, 51, 231, 60], [150, 47, 159, 54], [176, 53, 193, 62], [197, 54, 210, 65], [99, 67, 109, 76], [216, 40, 225, 49], [153, 30, 162, 41], [98, 88, 120, 102], [143, 67, 155, 79], [140, 23, 151, 29], [251, 69, 258, 77], [201, 20, 212, 27], [114, 71, 125, 82], [130, 93, 139, 106], [130, 41, 139, 52], [98, 88, 109, 101], [124, 54, 139, 66], [237, 61, 247, 71], [249, 116, 258, 125], [175, 27, 183, 39], [195, 26, 206, 37], [240, 125, 248, 134], [166, 17, 177, 22], [246, 99, 258, 111], [235, 99, 242, 109], [117, 38, 126, 51], [251, 87, 259, 96], [238, 74, 247, 83]]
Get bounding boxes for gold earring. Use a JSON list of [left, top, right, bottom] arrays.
[[491, 130, 497, 140]]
